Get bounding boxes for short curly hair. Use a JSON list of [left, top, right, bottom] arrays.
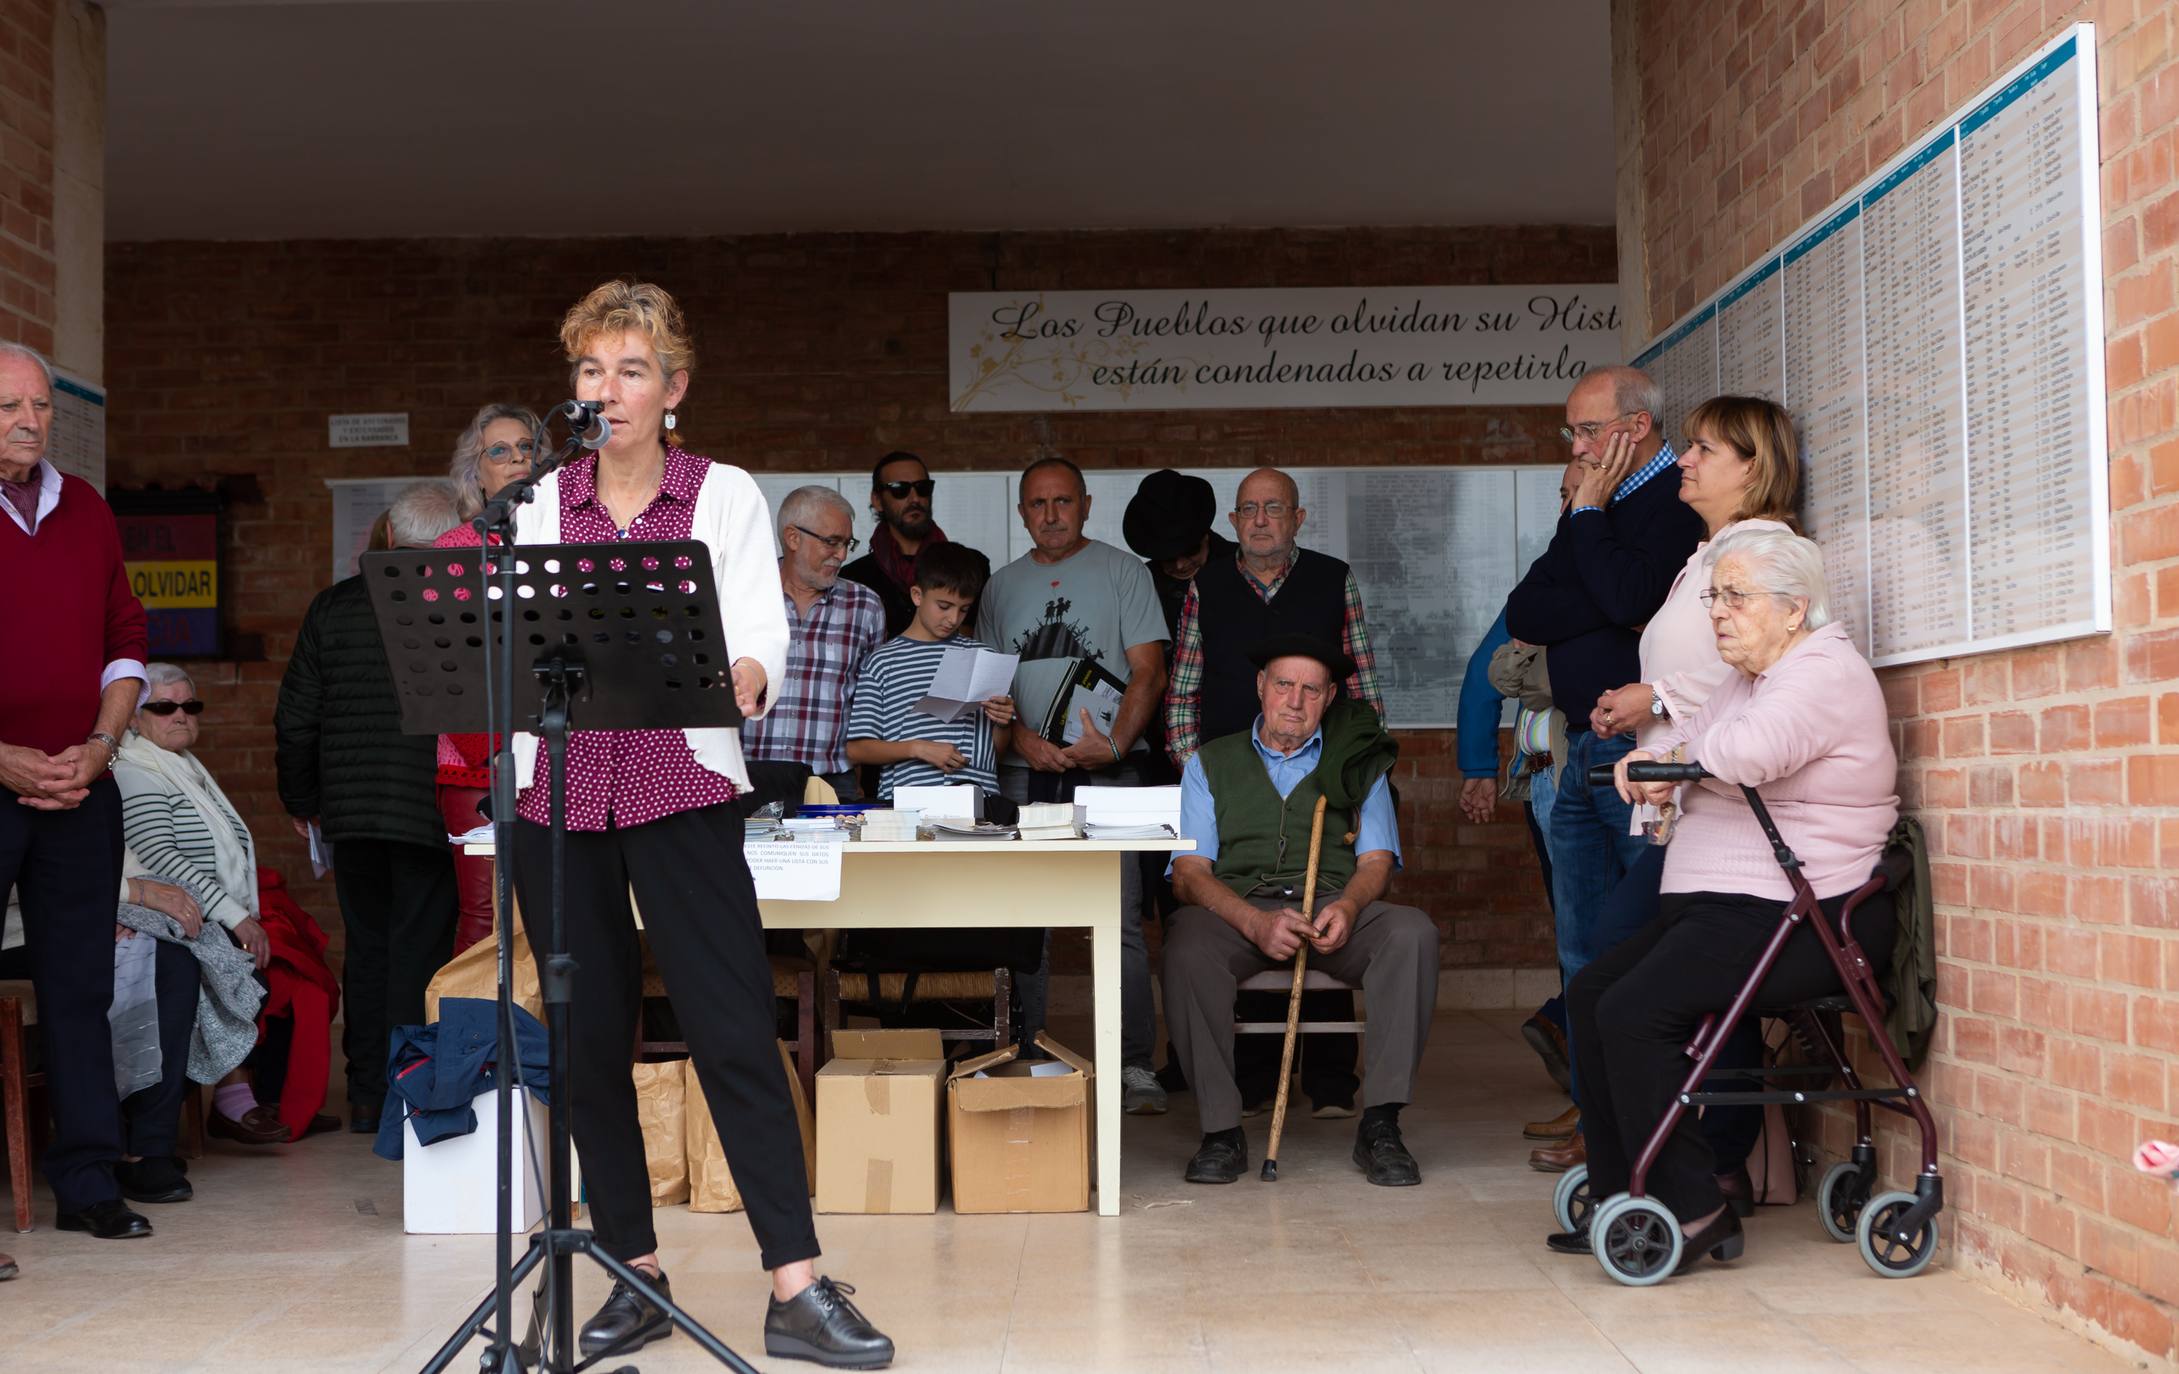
[[559, 280, 695, 383]]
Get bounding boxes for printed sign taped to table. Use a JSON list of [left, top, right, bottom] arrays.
[[744, 839, 842, 900]]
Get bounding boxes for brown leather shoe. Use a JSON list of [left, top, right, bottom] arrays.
[[207, 1104, 292, 1146], [1523, 1103, 1581, 1141], [1528, 1129, 1584, 1173], [0, 1252, 16, 1280]]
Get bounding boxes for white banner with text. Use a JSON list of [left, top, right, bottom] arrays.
[[948, 285, 1620, 412]]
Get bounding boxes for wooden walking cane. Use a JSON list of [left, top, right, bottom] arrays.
[[1260, 795, 1330, 1182]]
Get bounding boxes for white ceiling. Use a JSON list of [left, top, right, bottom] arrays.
[[104, 0, 1615, 241]]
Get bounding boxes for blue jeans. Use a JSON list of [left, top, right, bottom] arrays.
[[1548, 730, 1649, 984], [1526, 765, 1567, 1032]]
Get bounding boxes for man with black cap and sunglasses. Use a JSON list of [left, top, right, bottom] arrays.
[[1162, 632, 1437, 1187], [841, 450, 947, 639]]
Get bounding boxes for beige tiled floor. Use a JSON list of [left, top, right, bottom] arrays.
[[0, 1010, 2140, 1373]]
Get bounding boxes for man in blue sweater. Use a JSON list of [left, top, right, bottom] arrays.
[[1505, 367, 1703, 1173]]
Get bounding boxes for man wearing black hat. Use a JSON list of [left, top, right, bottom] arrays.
[[1164, 466, 1383, 1116], [841, 451, 947, 639], [1122, 468, 1235, 646], [1162, 635, 1437, 1187]]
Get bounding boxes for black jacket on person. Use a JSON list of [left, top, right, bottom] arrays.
[[274, 573, 444, 850], [1504, 466, 1703, 731]]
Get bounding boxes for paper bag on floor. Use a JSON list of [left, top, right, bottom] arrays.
[[424, 895, 540, 1022], [634, 1059, 690, 1206], [685, 1042, 815, 1213]]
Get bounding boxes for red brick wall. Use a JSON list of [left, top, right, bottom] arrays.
[[103, 225, 1615, 970], [0, 0, 54, 351], [1623, 0, 2179, 1360]]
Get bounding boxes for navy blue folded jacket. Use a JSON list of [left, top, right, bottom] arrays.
[[372, 997, 553, 1161]]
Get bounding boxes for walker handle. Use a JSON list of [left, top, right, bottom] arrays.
[[1585, 761, 1711, 786]]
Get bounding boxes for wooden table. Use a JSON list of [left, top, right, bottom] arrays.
[[474, 837, 1190, 1218]]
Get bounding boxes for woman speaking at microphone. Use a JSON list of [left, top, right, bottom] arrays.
[[509, 280, 892, 1368]]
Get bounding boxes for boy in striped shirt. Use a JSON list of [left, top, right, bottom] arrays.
[[846, 543, 1015, 800]]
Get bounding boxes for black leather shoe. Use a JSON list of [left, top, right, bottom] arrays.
[[765, 1276, 894, 1369], [579, 1270, 672, 1358], [1545, 1226, 1591, 1255], [349, 1106, 380, 1135], [1184, 1132, 1247, 1184], [56, 1198, 152, 1239], [1353, 1118, 1421, 1186], [1714, 1164, 1757, 1218], [116, 1157, 193, 1204], [1673, 1208, 1746, 1274]]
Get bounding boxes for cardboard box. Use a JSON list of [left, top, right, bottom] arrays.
[[686, 1041, 817, 1212], [947, 1033, 1093, 1214], [815, 1028, 947, 1214]]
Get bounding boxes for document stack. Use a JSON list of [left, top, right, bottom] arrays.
[[857, 809, 921, 842], [1015, 802, 1079, 841], [929, 818, 1019, 841], [1076, 785, 1182, 840]]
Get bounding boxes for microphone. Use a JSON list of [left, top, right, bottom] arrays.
[[558, 400, 612, 450]]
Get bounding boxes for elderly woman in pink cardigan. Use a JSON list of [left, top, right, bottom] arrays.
[[1549, 525, 1900, 1275]]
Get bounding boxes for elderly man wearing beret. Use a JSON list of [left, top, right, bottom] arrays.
[[1161, 633, 1438, 1187]]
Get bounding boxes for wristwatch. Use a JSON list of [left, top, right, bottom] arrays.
[[88, 731, 120, 767], [1648, 688, 1667, 720]]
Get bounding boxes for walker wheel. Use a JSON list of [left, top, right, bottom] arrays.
[[1817, 1160, 1869, 1243], [1591, 1195, 1684, 1286], [1855, 1190, 1940, 1278], [1552, 1163, 1595, 1235]]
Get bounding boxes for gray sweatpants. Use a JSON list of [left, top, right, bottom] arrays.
[[1164, 892, 1439, 1133]]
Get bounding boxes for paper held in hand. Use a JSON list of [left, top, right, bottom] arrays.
[[1038, 657, 1127, 746], [914, 646, 1019, 722]]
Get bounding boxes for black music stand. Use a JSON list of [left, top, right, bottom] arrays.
[[363, 536, 755, 1374]]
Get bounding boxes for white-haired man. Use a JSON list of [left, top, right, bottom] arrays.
[[0, 341, 153, 1241], [739, 485, 886, 801]]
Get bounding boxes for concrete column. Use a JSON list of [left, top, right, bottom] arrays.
[[51, 0, 101, 380]]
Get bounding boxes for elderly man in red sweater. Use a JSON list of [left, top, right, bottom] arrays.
[[0, 342, 154, 1243]]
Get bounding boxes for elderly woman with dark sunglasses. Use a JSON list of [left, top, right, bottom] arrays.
[[112, 663, 290, 1144]]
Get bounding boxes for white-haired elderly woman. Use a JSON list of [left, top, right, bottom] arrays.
[[113, 663, 292, 1145], [1555, 526, 1900, 1274], [736, 483, 886, 803], [433, 404, 541, 951]]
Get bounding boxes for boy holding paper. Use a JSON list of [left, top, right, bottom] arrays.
[[846, 543, 1015, 800]]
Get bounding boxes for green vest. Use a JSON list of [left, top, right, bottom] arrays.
[[1200, 732, 1359, 899]]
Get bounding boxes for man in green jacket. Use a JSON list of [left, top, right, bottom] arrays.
[[1163, 634, 1438, 1187]]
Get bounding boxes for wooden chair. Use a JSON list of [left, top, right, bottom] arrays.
[[822, 967, 1014, 1062], [1, 979, 43, 1233], [1235, 968, 1367, 1035], [636, 960, 819, 1103]]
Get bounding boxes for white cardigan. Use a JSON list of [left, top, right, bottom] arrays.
[[509, 456, 789, 796]]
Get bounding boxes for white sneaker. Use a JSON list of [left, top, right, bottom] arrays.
[[1122, 1064, 1168, 1115]]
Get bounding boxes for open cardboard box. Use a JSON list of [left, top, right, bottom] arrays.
[[815, 1028, 947, 1214], [947, 1032, 1093, 1214]]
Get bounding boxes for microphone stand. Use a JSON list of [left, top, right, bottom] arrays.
[[416, 403, 763, 1374]]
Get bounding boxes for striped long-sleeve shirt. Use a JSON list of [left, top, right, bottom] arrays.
[[117, 784, 255, 929]]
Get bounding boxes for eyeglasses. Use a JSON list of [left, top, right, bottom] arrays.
[[877, 479, 935, 499], [791, 525, 860, 555], [1559, 411, 1642, 445], [1235, 501, 1292, 521], [141, 699, 205, 716], [483, 441, 538, 464], [1698, 586, 1792, 611]]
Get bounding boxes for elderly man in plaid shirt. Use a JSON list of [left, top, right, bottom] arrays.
[[1161, 466, 1386, 1118], [742, 486, 885, 801]]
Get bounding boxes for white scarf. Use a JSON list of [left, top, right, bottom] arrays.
[[115, 731, 259, 922]]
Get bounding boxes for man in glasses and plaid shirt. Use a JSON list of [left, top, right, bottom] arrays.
[[742, 485, 886, 801]]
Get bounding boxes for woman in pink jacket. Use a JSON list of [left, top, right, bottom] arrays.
[[1550, 525, 1900, 1275]]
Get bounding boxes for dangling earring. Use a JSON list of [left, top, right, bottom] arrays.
[[664, 410, 678, 432]]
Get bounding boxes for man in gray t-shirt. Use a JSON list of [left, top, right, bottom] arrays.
[[976, 457, 1169, 1110]]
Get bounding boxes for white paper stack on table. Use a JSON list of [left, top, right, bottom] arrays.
[[929, 819, 1018, 841], [1014, 802, 1078, 841], [1076, 785, 1182, 840], [895, 784, 980, 822], [913, 646, 1020, 722], [857, 809, 921, 842]]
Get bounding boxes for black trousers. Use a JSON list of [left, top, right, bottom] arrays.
[[332, 838, 457, 1103], [513, 803, 818, 1271], [125, 937, 200, 1160], [0, 777, 125, 1210], [1569, 885, 1895, 1222]]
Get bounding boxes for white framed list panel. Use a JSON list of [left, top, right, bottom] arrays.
[[1632, 22, 2111, 668]]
